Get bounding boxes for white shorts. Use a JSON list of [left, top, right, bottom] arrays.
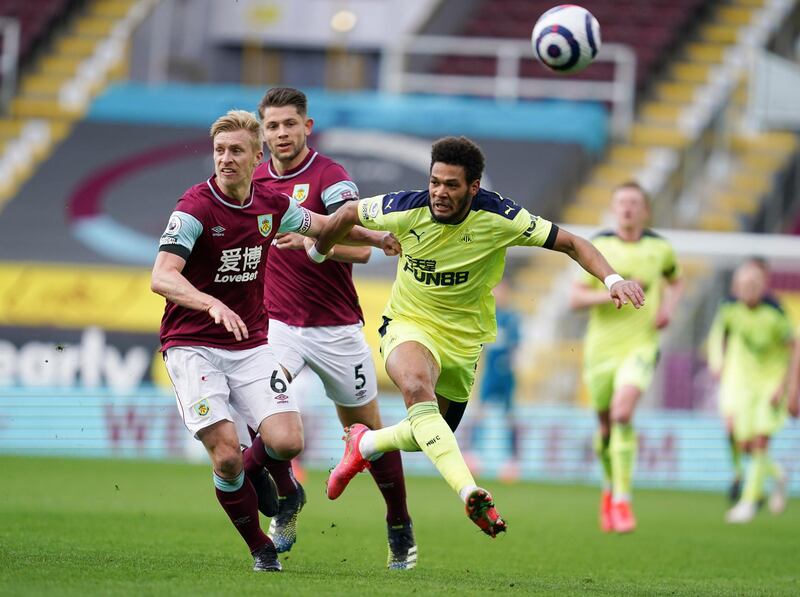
[[268, 319, 378, 407], [163, 344, 298, 438]]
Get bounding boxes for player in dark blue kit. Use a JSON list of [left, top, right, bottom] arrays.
[[472, 279, 522, 479]]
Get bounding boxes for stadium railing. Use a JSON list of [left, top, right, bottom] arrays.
[[379, 35, 637, 138]]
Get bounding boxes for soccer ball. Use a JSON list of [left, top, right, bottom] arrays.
[[532, 5, 601, 74]]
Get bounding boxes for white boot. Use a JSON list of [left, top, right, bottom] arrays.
[[725, 500, 756, 524], [769, 473, 788, 515]]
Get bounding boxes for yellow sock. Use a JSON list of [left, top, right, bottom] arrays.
[[764, 455, 784, 480], [407, 401, 476, 497], [593, 432, 612, 489], [610, 423, 636, 501], [371, 418, 420, 453], [743, 452, 767, 503]]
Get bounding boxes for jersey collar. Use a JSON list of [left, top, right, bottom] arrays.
[[267, 148, 318, 180], [207, 176, 254, 209], [614, 228, 646, 242]]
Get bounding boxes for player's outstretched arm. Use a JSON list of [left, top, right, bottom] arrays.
[[150, 251, 249, 341], [308, 202, 398, 263], [273, 231, 372, 264], [550, 227, 645, 309]]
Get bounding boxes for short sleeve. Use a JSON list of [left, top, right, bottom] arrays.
[[504, 207, 557, 249], [321, 180, 360, 213], [159, 210, 203, 259], [776, 310, 795, 344], [278, 202, 313, 234], [357, 194, 400, 234]]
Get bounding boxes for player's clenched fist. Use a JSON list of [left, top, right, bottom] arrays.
[[381, 232, 401, 256], [610, 279, 645, 310]]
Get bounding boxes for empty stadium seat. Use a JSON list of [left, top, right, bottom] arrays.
[[443, 0, 713, 89], [0, 0, 71, 66]]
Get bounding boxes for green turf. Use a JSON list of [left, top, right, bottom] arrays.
[[0, 456, 798, 596]]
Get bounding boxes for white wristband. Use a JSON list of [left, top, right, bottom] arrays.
[[307, 244, 327, 263], [604, 274, 624, 291]]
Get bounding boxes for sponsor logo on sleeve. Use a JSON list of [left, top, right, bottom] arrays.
[[164, 214, 182, 236], [257, 214, 273, 237], [522, 214, 537, 238], [291, 183, 310, 203], [361, 198, 380, 221], [297, 207, 312, 234]]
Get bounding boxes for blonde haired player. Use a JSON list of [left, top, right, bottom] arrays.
[[151, 110, 396, 571], [708, 259, 794, 524], [570, 182, 684, 534]]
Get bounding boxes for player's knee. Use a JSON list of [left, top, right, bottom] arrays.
[[598, 419, 611, 439], [399, 377, 435, 406], [610, 408, 633, 425], [212, 446, 243, 477], [268, 436, 304, 460]]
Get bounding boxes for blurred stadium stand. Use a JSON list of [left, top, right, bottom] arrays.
[[0, 0, 798, 489], [0, 0, 75, 66], [444, 0, 712, 89]]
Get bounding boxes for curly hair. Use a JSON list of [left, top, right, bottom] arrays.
[[430, 136, 485, 184]]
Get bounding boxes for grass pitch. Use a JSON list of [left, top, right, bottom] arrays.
[[1, 456, 798, 596]]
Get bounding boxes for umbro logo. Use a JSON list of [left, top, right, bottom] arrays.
[[212, 225, 225, 237], [409, 229, 424, 242]]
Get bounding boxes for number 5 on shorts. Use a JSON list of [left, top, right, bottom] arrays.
[[354, 364, 366, 390]]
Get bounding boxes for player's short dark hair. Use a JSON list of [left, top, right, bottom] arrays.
[[613, 180, 651, 208], [258, 87, 307, 118], [430, 136, 485, 184]]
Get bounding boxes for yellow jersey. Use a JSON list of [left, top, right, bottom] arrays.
[[358, 188, 556, 349]]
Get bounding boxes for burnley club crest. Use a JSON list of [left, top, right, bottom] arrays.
[[257, 214, 273, 237]]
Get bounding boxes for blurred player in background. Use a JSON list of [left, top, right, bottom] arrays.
[[707, 259, 794, 524], [570, 182, 684, 534], [312, 136, 644, 539], [246, 87, 416, 569], [788, 325, 800, 418], [708, 268, 748, 502], [469, 278, 523, 480], [151, 110, 395, 571]]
